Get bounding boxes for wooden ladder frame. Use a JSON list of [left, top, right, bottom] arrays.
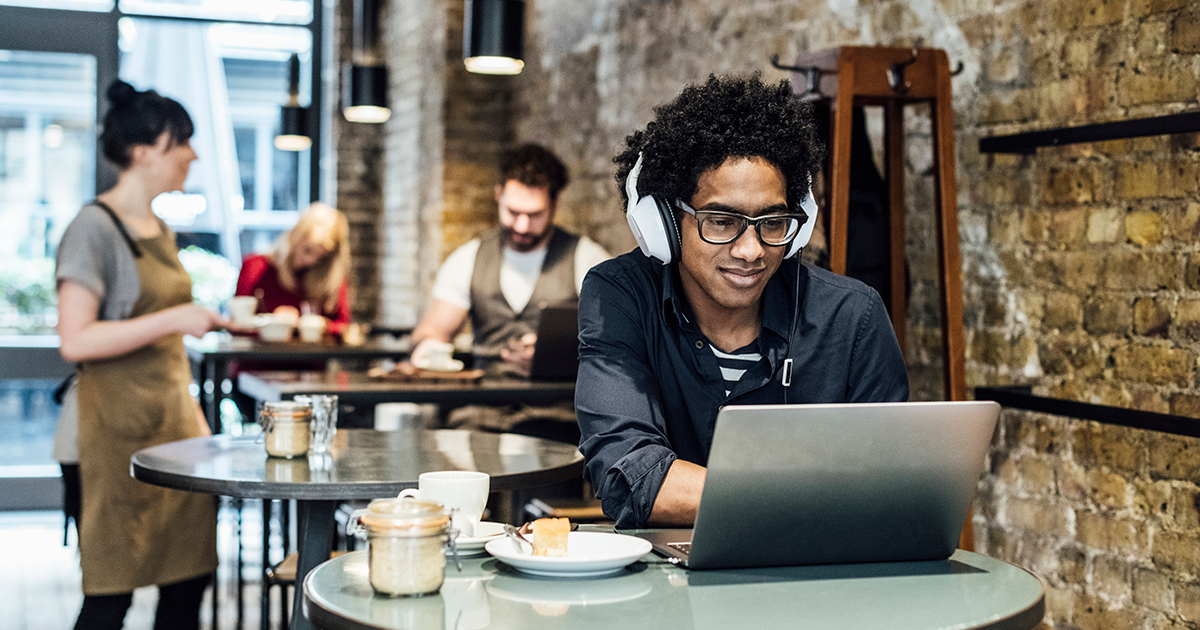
[[790, 46, 971, 548]]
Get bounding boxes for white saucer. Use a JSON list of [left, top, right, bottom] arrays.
[[484, 532, 652, 577], [453, 521, 505, 556]]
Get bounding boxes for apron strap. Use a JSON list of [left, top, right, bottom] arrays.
[[92, 200, 143, 258]]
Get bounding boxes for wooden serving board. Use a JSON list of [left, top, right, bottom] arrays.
[[366, 362, 485, 381]]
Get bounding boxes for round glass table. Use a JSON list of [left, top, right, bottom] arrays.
[[132, 429, 584, 630], [304, 544, 1045, 630]]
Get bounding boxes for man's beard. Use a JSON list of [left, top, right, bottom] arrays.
[[502, 225, 550, 252]]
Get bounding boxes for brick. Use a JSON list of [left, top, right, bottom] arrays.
[[1041, 166, 1096, 205], [1127, 210, 1166, 246], [1059, 544, 1088, 583], [1113, 344, 1195, 387], [1091, 555, 1133, 604], [1058, 459, 1090, 503], [1073, 423, 1144, 474], [1153, 532, 1200, 574], [1171, 394, 1200, 419], [1187, 254, 1200, 291], [1045, 584, 1076, 626], [1133, 0, 1192, 16], [1172, 486, 1200, 529], [1117, 162, 1164, 200], [1045, 292, 1083, 330], [1089, 470, 1131, 509], [1117, 66, 1200, 107], [1170, 202, 1200, 242], [1050, 207, 1088, 245], [1088, 206, 1124, 243], [1178, 582, 1200, 623], [1038, 251, 1104, 289], [1133, 568, 1175, 612], [1023, 209, 1050, 242], [1134, 480, 1175, 520], [1134, 297, 1173, 337], [1072, 592, 1144, 630], [1016, 455, 1057, 495], [1077, 511, 1149, 555], [1085, 297, 1132, 335], [1006, 497, 1073, 536], [1148, 433, 1200, 481], [1102, 252, 1180, 291], [1136, 20, 1170, 59], [1172, 8, 1200, 53]]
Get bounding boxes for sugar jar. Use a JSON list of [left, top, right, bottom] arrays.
[[348, 496, 459, 597], [258, 400, 311, 458]]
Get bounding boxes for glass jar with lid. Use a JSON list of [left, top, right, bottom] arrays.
[[258, 400, 311, 458], [348, 495, 460, 597]]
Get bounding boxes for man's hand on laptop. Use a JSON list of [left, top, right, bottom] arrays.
[[500, 333, 537, 376]]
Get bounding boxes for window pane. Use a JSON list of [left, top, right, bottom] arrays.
[[0, 0, 112, 12], [119, 0, 311, 25], [0, 49, 96, 335], [119, 18, 311, 262]]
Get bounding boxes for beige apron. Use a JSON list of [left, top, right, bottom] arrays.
[[77, 229, 217, 595]]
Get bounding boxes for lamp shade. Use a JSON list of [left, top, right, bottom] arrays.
[[275, 104, 311, 151], [343, 63, 390, 123], [464, 0, 525, 75]]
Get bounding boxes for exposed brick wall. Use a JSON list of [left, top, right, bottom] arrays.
[[365, 1, 1200, 626], [334, 0, 385, 325]]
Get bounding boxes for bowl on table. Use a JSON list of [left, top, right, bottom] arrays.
[[256, 315, 295, 343]]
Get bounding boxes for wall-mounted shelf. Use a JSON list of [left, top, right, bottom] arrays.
[[974, 385, 1200, 438], [978, 111, 1200, 154]]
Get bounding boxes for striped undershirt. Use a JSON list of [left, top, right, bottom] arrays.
[[710, 342, 762, 397]]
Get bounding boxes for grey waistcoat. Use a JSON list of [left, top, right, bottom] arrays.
[[469, 226, 579, 359]]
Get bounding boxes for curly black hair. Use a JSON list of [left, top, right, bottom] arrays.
[[614, 73, 824, 213], [498, 143, 570, 201]]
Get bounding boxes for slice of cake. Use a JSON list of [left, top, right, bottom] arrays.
[[531, 517, 570, 557]]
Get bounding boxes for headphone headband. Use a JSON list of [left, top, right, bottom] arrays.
[[624, 152, 817, 264]]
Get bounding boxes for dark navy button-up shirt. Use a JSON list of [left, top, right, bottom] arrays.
[[575, 251, 910, 528]]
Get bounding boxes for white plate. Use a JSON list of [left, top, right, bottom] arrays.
[[484, 532, 652, 577], [453, 521, 505, 557]]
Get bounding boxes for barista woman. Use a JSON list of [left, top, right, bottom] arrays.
[[56, 80, 225, 630]]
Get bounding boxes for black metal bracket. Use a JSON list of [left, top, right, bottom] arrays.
[[770, 55, 828, 102], [887, 48, 919, 93], [975, 385, 1200, 438], [979, 111, 1200, 154]]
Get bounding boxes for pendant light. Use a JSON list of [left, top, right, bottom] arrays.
[[463, 0, 525, 75], [343, 0, 390, 123], [274, 53, 312, 151]]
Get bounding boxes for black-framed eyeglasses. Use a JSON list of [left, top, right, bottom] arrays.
[[675, 200, 806, 247]]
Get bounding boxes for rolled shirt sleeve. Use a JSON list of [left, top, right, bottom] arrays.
[[575, 268, 677, 528]]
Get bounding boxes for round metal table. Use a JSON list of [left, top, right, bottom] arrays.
[[132, 429, 584, 630], [303, 546, 1045, 630]]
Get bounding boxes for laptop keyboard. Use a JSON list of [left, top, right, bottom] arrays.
[[667, 542, 691, 554]]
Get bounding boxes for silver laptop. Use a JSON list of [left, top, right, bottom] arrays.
[[528, 305, 579, 382], [632, 401, 1000, 569]]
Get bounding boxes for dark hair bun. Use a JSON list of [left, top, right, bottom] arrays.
[[106, 80, 138, 106]]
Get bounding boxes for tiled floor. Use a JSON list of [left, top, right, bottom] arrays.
[[0, 504, 286, 630]]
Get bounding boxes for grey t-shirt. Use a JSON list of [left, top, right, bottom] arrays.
[[55, 203, 143, 322], [52, 203, 149, 462]]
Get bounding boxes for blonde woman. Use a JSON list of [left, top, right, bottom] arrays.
[[235, 202, 351, 334]]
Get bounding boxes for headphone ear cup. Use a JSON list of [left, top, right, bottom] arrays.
[[626, 194, 676, 264], [786, 188, 819, 259], [654, 196, 682, 263]]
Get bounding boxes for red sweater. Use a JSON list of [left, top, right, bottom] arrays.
[[235, 254, 351, 334]]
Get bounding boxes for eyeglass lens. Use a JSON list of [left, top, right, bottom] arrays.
[[698, 213, 800, 245]]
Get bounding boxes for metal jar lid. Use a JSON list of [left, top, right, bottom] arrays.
[[260, 400, 312, 422], [360, 497, 451, 536]]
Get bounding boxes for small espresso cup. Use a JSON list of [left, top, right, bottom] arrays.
[[399, 471, 490, 537], [228, 296, 259, 327]]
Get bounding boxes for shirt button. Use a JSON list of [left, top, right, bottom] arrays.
[[695, 340, 704, 349]]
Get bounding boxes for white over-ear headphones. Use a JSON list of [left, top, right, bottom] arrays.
[[624, 153, 818, 265]]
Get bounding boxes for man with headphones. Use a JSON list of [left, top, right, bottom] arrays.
[[576, 74, 909, 529]]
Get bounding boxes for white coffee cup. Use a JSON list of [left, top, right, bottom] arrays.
[[399, 471, 490, 537], [228, 296, 259, 326], [297, 314, 327, 343]]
